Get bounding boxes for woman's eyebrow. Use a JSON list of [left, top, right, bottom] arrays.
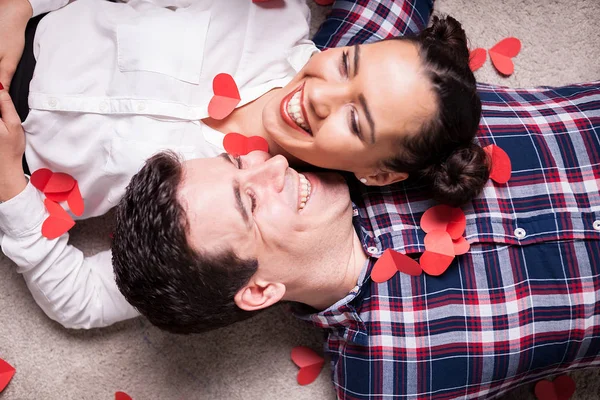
[[353, 45, 376, 144], [353, 44, 360, 75]]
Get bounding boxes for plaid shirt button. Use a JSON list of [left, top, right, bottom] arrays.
[[367, 246, 379, 255], [593, 220, 600, 231], [514, 228, 527, 239]]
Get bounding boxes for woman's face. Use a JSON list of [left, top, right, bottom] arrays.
[[261, 40, 437, 185]]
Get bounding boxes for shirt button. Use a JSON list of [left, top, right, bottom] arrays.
[[367, 246, 379, 255], [593, 220, 600, 231], [514, 228, 527, 239], [47, 98, 57, 108], [137, 102, 146, 112], [99, 102, 108, 112]]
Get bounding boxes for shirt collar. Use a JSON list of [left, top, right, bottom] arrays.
[[285, 40, 320, 72], [293, 258, 371, 345], [293, 202, 374, 345]]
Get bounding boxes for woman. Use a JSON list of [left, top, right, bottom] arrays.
[[1, 0, 484, 216]]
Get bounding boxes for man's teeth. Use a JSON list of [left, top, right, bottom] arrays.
[[287, 91, 311, 133], [298, 173, 312, 210]]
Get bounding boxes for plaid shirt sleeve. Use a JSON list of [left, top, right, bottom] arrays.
[[312, 0, 434, 49]]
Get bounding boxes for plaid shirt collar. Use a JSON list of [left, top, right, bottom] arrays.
[[293, 201, 375, 345]]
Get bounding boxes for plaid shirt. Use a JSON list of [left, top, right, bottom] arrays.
[[305, 2, 600, 398], [296, 80, 600, 400]]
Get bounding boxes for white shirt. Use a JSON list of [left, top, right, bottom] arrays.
[[0, 0, 317, 328]]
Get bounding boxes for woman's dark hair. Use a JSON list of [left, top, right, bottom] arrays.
[[112, 151, 260, 334], [384, 15, 489, 207]]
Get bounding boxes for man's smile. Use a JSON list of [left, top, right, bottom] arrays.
[[297, 173, 312, 210]]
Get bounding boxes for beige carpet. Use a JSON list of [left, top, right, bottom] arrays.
[[1, 1, 599, 399]]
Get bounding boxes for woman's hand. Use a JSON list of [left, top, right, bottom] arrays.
[[0, 87, 27, 201], [0, 0, 33, 89]]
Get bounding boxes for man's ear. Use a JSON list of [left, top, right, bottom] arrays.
[[234, 279, 286, 312], [354, 170, 408, 186]]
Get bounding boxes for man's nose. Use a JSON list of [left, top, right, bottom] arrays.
[[307, 80, 348, 119], [243, 154, 289, 192]]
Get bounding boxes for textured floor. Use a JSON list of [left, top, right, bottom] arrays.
[[1, 0, 599, 399]]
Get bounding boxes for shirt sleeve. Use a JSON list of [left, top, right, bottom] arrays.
[[0, 182, 140, 329], [27, 0, 70, 17]]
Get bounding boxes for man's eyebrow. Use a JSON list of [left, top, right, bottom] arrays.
[[233, 181, 250, 226], [219, 152, 233, 164], [219, 153, 251, 226], [353, 45, 376, 144]]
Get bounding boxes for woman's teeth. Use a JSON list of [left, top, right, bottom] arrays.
[[298, 173, 312, 210], [287, 91, 312, 134]]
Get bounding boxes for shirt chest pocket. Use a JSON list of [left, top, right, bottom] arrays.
[[116, 8, 211, 84]]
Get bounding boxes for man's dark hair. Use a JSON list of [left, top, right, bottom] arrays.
[[384, 15, 489, 207], [112, 151, 260, 334]]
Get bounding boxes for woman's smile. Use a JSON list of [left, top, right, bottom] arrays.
[[280, 82, 313, 137]]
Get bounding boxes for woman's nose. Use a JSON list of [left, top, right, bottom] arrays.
[[307, 80, 347, 119]]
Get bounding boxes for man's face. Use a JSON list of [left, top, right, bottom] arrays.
[[177, 152, 356, 292]]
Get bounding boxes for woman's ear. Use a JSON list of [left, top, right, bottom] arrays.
[[234, 279, 286, 312], [354, 171, 408, 186]]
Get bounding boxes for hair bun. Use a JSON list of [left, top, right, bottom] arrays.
[[426, 143, 490, 207], [421, 15, 470, 66]]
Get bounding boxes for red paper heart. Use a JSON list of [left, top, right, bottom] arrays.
[[30, 168, 53, 192], [554, 375, 576, 400], [115, 392, 133, 400], [469, 48, 487, 72], [452, 236, 470, 255], [0, 358, 15, 393], [390, 249, 422, 277], [208, 73, 241, 120], [44, 191, 71, 202], [489, 38, 521, 76], [44, 172, 76, 194], [489, 52, 514, 75], [421, 206, 466, 240], [42, 199, 75, 240], [67, 182, 85, 217], [534, 375, 576, 400], [421, 230, 455, 276], [424, 230, 455, 256], [223, 132, 269, 156], [372, 249, 422, 282], [371, 249, 398, 283], [490, 37, 521, 58], [535, 380, 558, 400], [31, 169, 79, 197], [291, 346, 325, 385], [419, 251, 454, 276], [30, 169, 85, 215], [483, 144, 512, 184]]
